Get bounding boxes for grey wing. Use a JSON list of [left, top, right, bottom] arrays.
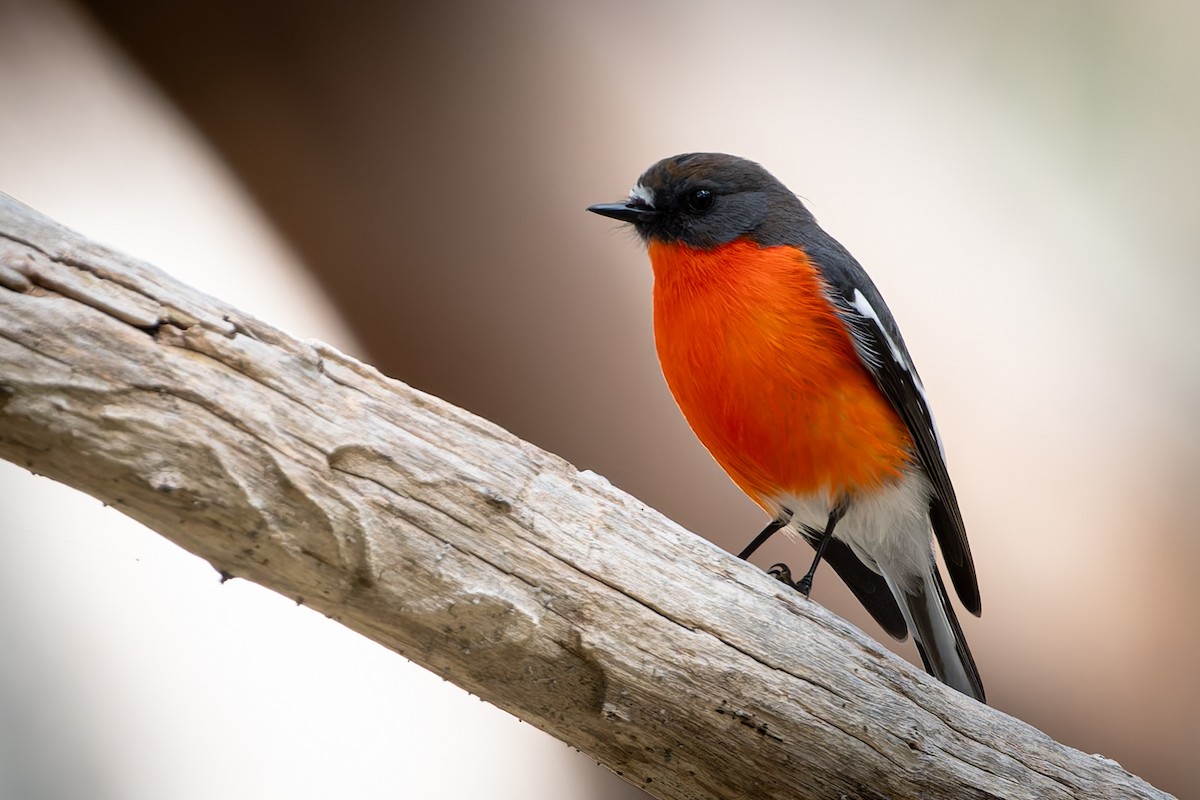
[[827, 275, 981, 616]]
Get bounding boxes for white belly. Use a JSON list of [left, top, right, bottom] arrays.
[[777, 468, 934, 592]]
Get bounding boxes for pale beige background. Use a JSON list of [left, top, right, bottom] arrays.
[[1, 1, 1197, 797]]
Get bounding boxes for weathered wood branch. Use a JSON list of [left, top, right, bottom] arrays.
[[0, 193, 1171, 800]]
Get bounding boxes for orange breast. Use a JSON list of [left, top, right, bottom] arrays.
[[649, 238, 913, 509]]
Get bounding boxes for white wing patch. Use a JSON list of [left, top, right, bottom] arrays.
[[850, 289, 946, 459], [851, 289, 907, 370]]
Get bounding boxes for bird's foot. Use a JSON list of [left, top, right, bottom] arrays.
[[767, 562, 815, 598]]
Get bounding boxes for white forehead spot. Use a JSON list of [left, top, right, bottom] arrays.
[[629, 183, 655, 208]]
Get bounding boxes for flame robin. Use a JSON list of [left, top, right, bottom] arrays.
[[589, 153, 984, 701]]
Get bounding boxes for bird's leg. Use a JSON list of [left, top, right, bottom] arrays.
[[793, 502, 847, 596], [765, 524, 817, 592], [769, 502, 848, 597], [737, 514, 790, 561]]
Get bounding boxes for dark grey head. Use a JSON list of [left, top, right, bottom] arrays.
[[587, 153, 814, 249]]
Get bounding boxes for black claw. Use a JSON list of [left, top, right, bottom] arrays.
[[767, 562, 793, 584], [767, 562, 814, 597]]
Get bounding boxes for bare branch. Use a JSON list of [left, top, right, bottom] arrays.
[[0, 194, 1172, 800]]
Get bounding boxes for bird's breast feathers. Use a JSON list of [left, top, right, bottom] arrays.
[[648, 238, 915, 506]]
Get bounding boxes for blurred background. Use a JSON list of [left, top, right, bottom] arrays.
[[1, 0, 1197, 797]]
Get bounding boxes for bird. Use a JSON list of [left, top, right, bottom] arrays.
[[587, 153, 984, 701]]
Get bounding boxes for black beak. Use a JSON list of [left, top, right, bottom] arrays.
[[587, 201, 656, 223]]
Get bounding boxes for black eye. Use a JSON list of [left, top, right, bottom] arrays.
[[686, 188, 714, 212]]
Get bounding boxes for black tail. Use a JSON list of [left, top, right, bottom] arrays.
[[897, 565, 985, 702]]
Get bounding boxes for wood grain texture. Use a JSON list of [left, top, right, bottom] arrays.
[[0, 193, 1172, 800]]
